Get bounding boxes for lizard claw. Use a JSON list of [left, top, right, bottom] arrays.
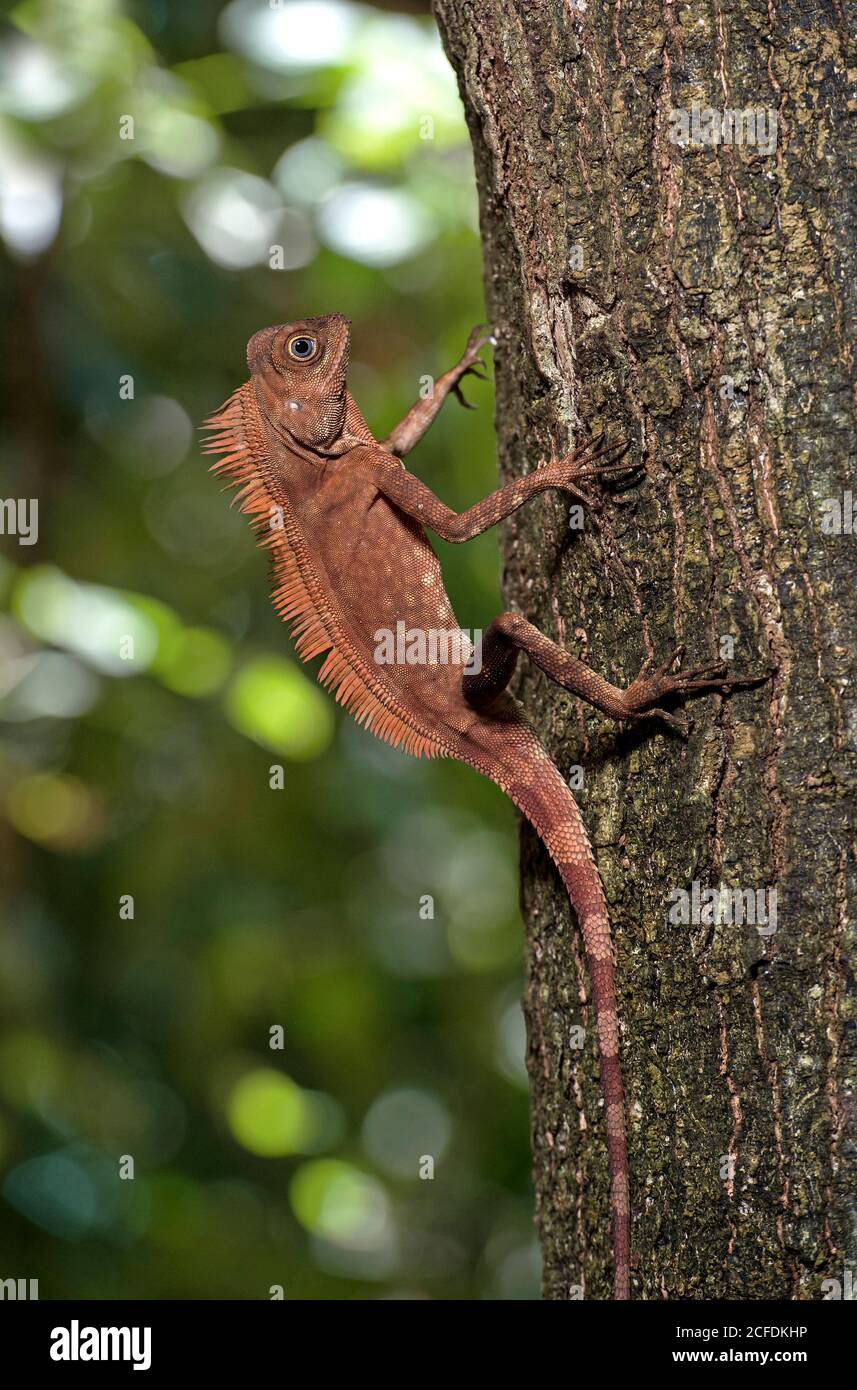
[[648, 706, 691, 738], [452, 380, 478, 411], [465, 358, 489, 378], [621, 647, 771, 734], [567, 482, 599, 509], [451, 328, 495, 409], [547, 436, 638, 497], [464, 324, 495, 358]]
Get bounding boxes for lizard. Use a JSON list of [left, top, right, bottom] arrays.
[[203, 313, 760, 1300]]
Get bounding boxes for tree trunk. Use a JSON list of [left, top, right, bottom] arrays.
[[434, 0, 855, 1299]]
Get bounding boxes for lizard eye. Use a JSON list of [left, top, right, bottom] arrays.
[[287, 334, 319, 362]]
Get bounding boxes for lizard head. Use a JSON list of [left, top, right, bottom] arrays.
[[247, 313, 351, 450]]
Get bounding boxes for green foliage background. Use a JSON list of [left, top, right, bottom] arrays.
[[0, 0, 538, 1298]]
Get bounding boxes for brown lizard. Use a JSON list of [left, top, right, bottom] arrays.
[[204, 313, 757, 1300]]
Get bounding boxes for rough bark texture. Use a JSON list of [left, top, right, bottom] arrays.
[[435, 0, 855, 1299]]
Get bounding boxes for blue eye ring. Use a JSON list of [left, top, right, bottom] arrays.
[[287, 334, 319, 361]]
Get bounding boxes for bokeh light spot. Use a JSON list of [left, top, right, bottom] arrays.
[[153, 626, 231, 698], [290, 1159, 391, 1251], [227, 1069, 313, 1157], [225, 655, 333, 759], [220, 0, 359, 73], [2, 1152, 97, 1241], [362, 1087, 451, 1179], [318, 183, 434, 267], [6, 772, 104, 852]]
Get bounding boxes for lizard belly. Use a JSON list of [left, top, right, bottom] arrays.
[[303, 477, 475, 731]]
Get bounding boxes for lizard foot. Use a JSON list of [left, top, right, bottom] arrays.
[[544, 435, 638, 507], [621, 644, 769, 736], [451, 325, 496, 409]]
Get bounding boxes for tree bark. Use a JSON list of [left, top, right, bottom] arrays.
[[435, 0, 855, 1299]]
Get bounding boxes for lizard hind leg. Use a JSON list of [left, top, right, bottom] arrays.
[[463, 613, 764, 735], [462, 611, 629, 716]]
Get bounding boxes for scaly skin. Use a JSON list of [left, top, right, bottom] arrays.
[[204, 314, 761, 1300]]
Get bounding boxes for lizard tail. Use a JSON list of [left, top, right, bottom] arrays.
[[486, 740, 631, 1300]]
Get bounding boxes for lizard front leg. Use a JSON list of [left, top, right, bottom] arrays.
[[372, 435, 632, 539], [380, 326, 494, 457]]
